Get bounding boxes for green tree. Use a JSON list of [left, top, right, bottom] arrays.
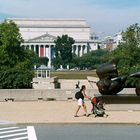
[[37, 57, 49, 66], [76, 49, 109, 70], [108, 23, 140, 87], [53, 34, 75, 69], [0, 20, 38, 88], [0, 20, 23, 68]]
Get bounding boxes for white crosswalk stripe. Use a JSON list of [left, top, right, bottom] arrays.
[[0, 127, 19, 131], [0, 126, 37, 140], [0, 128, 27, 134]]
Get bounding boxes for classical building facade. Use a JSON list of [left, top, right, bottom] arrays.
[[8, 18, 99, 68]]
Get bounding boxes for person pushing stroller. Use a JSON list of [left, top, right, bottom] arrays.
[[74, 85, 91, 117]]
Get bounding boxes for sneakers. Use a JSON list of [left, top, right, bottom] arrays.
[[74, 114, 90, 117], [74, 115, 79, 117], [86, 114, 90, 117]]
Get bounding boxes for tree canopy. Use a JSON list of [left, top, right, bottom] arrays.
[[0, 20, 38, 88], [53, 34, 75, 69], [108, 23, 140, 87], [74, 49, 109, 70]]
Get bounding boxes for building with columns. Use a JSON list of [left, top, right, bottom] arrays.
[[8, 18, 99, 68]]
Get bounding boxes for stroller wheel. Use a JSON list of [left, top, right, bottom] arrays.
[[105, 114, 108, 118]]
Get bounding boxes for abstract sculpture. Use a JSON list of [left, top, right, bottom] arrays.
[[96, 59, 140, 95]]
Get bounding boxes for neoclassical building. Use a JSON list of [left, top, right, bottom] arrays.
[[8, 18, 99, 68]]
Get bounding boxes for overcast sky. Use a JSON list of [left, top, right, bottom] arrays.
[[0, 0, 140, 36]]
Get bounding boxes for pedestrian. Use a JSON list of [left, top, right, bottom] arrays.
[[75, 81, 80, 89], [74, 85, 91, 117]]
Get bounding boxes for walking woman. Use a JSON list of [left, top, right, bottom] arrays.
[[74, 85, 91, 117]]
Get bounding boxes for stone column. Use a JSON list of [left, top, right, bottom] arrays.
[[80, 46, 82, 57], [29, 45, 31, 50], [48, 45, 51, 68], [47, 70, 48, 78], [78, 45, 80, 57], [45, 45, 49, 58], [84, 45, 87, 54], [39, 45, 40, 57], [41, 70, 42, 78], [82, 46, 84, 56], [48, 70, 50, 77], [76, 45, 78, 56]]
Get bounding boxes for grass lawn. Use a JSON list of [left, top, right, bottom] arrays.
[[50, 70, 97, 79]]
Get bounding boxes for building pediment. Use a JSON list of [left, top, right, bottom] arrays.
[[27, 33, 57, 43]]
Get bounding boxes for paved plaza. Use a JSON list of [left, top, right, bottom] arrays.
[[0, 101, 140, 124]]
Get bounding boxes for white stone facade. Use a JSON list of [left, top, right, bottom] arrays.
[[113, 32, 123, 49], [8, 18, 99, 68]]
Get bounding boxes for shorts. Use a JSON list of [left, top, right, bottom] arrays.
[[78, 98, 85, 106]]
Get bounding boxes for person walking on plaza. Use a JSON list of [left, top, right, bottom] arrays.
[[74, 85, 91, 117]]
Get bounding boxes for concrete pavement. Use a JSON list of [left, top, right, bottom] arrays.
[[0, 101, 140, 124]]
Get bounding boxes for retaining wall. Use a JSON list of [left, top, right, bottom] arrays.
[[0, 88, 136, 102]]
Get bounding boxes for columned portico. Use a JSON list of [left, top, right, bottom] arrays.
[[21, 38, 92, 68], [13, 18, 101, 68], [72, 43, 88, 57]]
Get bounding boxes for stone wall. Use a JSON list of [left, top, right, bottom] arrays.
[[0, 88, 136, 102]]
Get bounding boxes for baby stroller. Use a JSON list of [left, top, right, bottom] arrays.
[[91, 96, 108, 117]]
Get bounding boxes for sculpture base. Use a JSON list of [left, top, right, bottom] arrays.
[[101, 95, 140, 104]]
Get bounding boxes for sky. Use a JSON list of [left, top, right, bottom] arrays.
[[0, 0, 140, 37]]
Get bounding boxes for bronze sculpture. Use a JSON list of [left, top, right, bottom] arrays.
[[96, 59, 140, 95]]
